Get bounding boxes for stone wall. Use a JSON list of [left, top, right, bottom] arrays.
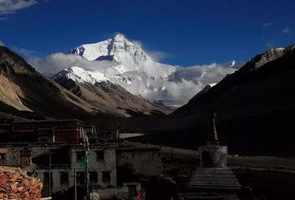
[[117, 148, 163, 177]]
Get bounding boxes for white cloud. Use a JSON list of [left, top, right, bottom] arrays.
[[282, 26, 291, 34], [161, 64, 236, 105], [29, 53, 114, 76], [0, 0, 37, 15], [147, 50, 171, 62], [169, 63, 235, 84]]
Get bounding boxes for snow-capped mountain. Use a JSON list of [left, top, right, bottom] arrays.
[[71, 33, 176, 78], [49, 33, 237, 107], [72, 33, 153, 66]]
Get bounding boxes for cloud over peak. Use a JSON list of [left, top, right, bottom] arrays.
[[0, 0, 37, 15]]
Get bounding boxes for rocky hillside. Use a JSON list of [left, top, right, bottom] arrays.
[[173, 46, 295, 117], [0, 46, 97, 120]]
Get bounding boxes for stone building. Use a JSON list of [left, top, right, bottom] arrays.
[[0, 119, 118, 198], [33, 145, 117, 197]]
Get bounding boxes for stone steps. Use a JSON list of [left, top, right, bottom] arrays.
[[188, 168, 241, 190]]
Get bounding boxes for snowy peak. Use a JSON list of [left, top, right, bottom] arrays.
[[113, 33, 127, 42], [71, 33, 153, 66], [71, 39, 111, 61], [53, 66, 109, 84]]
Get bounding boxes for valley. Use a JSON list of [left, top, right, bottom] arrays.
[[0, 34, 295, 200]]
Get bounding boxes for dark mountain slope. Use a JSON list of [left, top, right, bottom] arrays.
[[164, 45, 295, 155], [173, 46, 294, 117]]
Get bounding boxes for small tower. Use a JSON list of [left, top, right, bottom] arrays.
[[177, 113, 241, 200], [207, 113, 219, 145], [200, 113, 227, 168]]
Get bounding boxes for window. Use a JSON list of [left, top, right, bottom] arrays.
[[96, 151, 104, 161], [76, 151, 85, 162], [0, 153, 6, 165], [128, 185, 137, 199], [43, 172, 53, 189], [43, 172, 49, 183], [0, 153, 6, 161], [20, 157, 31, 167], [102, 171, 111, 184], [60, 172, 69, 186], [77, 172, 85, 185], [20, 149, 31, 167], [89, 171, 98, 184]]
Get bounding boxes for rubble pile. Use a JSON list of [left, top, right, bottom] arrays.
[[0, 167, 42, 200]]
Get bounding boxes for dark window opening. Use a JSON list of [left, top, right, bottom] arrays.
[[43, 172, 53, 194], [77, 172, 85, 185], [96, 151, 104, 161], [128, 185, 137, 199], [102, 171, 111, 184], [76, 151, 85, 162], [0, 153, 6, 165], [89, 171, 98, 184], [0, 153, 6, 160], [60, 172, 69, 186], [43, 172, 49, 183]]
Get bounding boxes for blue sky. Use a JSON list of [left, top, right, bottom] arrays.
[[0, 0, 294, 66]]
